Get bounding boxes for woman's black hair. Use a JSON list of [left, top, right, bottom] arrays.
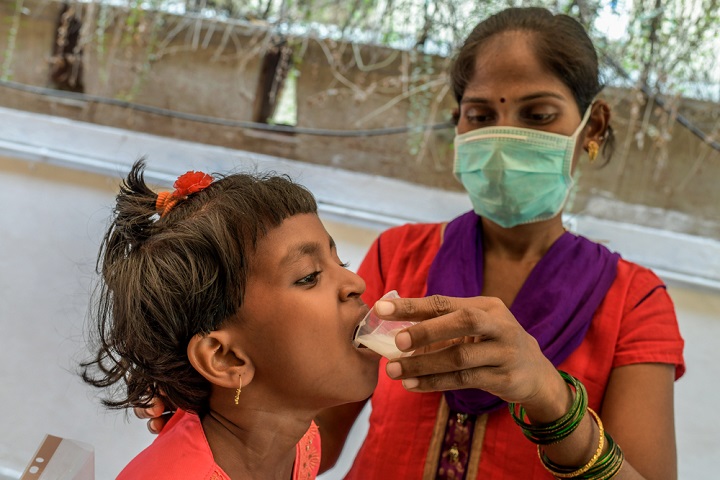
[[450, 7, 615, 160], [80, 159, 317, 414]]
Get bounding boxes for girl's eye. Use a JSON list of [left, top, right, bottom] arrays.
[[295, 271, 321, 286], [340, 261, 350, 268]]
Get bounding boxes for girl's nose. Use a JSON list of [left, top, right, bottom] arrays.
[[339, 268, 366, 301]]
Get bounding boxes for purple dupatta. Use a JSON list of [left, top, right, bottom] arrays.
[[425, 211, 620, 415]]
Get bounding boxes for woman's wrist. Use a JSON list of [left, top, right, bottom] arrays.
[[510, 370, 625, 478], [539, 408, 605, 477], [510, 370, 587, 445], [520, 366, 575, 424]]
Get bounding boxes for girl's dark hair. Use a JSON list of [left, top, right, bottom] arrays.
[[81, 159, 317, 414], [450, 7, 615, 160]]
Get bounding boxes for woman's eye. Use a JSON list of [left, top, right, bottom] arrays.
[[523, 111, 556, 124], [463, 108, 493, 125], [340, 261, 350, 268], [295, 271, 321, 286]]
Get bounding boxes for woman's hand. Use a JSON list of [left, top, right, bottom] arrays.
[[379, 295, 560, 406], [134, 398, 174, 434]]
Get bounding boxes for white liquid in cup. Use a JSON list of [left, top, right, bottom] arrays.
[[356, 332, 408, 360], [354, 290, 416, 359]]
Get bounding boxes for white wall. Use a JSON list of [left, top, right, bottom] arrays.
[[0, 159, 141, 479], [1, 139, 719, 478], [0, 157, 382, 479]]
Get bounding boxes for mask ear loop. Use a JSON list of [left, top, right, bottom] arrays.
[[572, 101, 596, 139], [572, 101, 600, 168], [564, 101, 597, 212]]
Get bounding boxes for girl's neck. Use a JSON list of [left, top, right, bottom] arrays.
[[201, 405, 314, 480], [481, 216, 566, 261]]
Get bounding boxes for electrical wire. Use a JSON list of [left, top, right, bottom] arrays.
[[601, 53, 720, 152], [2, 62, 717, 152], [0, 79, 454, 137]]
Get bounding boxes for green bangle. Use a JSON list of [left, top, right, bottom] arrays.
[[509, 370, 588, 445], [580, 432, 624, 480], [541, 430, 624, 480], [538, 407, 605, 478]]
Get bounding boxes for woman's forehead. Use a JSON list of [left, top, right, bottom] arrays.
[[466, 33, 573, 102]]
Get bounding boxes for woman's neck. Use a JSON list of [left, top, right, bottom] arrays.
[[201, 404, 314, 480], [480, 217, 567, 307], [482, 216, 566, 261]]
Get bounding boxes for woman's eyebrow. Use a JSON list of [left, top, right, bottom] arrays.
[[518, 92, 566, 102], [461, 92, 567, 104], [460, 96, 490, 104]]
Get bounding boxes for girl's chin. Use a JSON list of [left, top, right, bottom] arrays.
[[341, 360, 380, 400], [349, 377, 378, 403]]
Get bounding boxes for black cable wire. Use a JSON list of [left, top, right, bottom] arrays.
[[601, 53, 720, 152], [2, 62, 717, 152], [0, 79, 453, 137]]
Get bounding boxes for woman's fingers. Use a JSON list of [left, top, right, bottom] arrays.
[[387, 339, 546, 402], [388, 340, 504, 379], [396, 366, 505, 393], [384, 296, 508, 352], [401, 306, 505, 351], [378, 295, 553, 403], [377, 295, 500, 322]]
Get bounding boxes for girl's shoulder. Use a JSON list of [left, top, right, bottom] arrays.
[[294, 421, 321, 480], [117, 410, 230, 480]]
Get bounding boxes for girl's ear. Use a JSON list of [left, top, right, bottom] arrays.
[[583, 100, 612, 149], [187, 329, 255, 390]]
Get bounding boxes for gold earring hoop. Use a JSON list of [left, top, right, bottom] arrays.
[[234, 374, 242, 405], [588, 141, 600, 163]]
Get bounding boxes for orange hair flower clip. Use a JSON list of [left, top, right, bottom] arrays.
[[156, 170, 214, 217]]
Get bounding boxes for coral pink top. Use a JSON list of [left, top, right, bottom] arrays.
[[118, 409, 320, 479], [345, 222, 685, 480]]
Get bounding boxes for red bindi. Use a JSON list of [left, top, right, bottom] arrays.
[[500, 97, 506, 103]]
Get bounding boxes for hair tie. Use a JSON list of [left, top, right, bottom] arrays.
[[155, 190, 172, 214], [155, 170, 214, 217]]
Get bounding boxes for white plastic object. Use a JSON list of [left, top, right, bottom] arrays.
[[353, 290, 417, 359], [21, 434, 94, 480]]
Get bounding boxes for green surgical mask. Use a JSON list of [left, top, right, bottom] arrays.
[[453, 106, 593, 228]]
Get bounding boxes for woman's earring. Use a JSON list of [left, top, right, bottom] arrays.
[[234, 374, 242, 405], [588, 141, 600, 163]]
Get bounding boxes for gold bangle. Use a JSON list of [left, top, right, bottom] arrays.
[[538, 407, 605, 478]]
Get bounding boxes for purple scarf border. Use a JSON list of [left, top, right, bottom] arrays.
[[425, 211, 621, 415]]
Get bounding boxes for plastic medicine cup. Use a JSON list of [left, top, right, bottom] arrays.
[[353, 290, 417, 360]]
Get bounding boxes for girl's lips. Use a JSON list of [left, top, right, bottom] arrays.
[[353, 325, 362, 344], [352, 306, 370, 345]]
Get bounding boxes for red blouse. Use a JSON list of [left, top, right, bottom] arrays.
[[118, 409, 321, 479], [345, 222, 685, 480]]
